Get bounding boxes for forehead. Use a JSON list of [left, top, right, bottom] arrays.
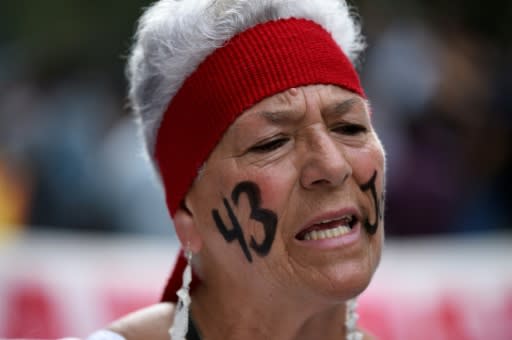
[[229, 84, 367, 130]]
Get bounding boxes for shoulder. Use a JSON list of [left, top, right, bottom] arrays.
[[105, 302, 176, 340]]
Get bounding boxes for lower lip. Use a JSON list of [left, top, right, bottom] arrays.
[[295, 222, 362, 249]]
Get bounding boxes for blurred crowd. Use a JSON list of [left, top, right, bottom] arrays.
[[0, 0, 510, 237]]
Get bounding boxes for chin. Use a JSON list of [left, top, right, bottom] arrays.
[[309, 254, 381, 303]]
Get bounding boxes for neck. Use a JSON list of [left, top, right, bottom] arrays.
[[191, 281, 349, 340]]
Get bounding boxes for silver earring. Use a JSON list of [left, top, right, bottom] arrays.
[[169, 248, 193, 340], [345, 297, 363, 340]]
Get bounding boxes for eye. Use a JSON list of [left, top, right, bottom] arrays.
[[248, 138, 289, 153], [332, 123, 367, 136]]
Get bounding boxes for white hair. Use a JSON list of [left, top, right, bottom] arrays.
[[127, 0, 365, 156]]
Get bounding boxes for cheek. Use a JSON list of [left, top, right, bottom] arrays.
[[245, 166, 299, 215], [216, 171, 287, 214], [194, 163, 290, 263], [347, 141, 386, 186]]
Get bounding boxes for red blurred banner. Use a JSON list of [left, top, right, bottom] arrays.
[[1, 232, 511, 339]]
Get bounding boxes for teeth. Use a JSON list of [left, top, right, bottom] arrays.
[[303, 225, 351, 241]]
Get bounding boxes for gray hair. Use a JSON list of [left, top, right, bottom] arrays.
[[127, 0, 365, 157]]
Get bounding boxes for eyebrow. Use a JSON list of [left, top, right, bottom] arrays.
[[323, 97, 361, 119], [259, 109, 301, 125]]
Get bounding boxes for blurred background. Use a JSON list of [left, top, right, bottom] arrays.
[[0, 0, 511, 339]]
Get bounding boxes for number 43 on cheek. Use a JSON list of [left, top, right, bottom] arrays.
[[211, 181, 278, 263]]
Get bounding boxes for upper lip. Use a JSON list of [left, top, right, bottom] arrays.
[[295, 206, 363, 238]]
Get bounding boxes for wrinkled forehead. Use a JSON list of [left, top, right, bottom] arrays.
[[227, 85, 369, 134]]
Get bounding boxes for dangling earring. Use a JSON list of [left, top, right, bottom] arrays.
[[169, 247, 193, 340], [345, 297, 363, 340]]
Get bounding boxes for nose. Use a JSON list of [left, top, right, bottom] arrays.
[[299, 130, 352, 190]]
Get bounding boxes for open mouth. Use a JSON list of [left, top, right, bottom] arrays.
[[295, 215, 357, 241]]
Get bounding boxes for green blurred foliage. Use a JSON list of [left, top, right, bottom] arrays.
[[0, 0, 150, 89], [0, 0, 509, 89]]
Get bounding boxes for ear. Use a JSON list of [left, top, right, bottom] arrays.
[[173, 205, 202, 253]]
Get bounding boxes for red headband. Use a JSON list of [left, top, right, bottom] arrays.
[[155, 18, 364, 219], [156, 18, 365, 302]]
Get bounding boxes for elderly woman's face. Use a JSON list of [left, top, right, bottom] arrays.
[[186, 84, 385, 301]]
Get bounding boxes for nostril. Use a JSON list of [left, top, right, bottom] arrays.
[[311, 179, 330, 186], [303, 171, 350, 189], [309, 173, 349, 187]]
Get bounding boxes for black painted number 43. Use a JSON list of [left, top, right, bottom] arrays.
[[212, 181, 277, 263]]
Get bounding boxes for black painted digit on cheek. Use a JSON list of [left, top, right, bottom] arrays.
[[212, 181, 278, 263], [359, 170, 381, 235], [212, 198, 253, 262], [232, 181, 277, 257]]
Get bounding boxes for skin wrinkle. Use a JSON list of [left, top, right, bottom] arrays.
[[285, 87, 380, 293], [232, 97, 369, 168], [260, 109, 303, 125], [285, 169, 381, 296], [240, 86, 376, 281], [184, 84, 384, 340]]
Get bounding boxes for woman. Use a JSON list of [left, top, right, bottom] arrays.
[[89, 0, 385, 339]]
